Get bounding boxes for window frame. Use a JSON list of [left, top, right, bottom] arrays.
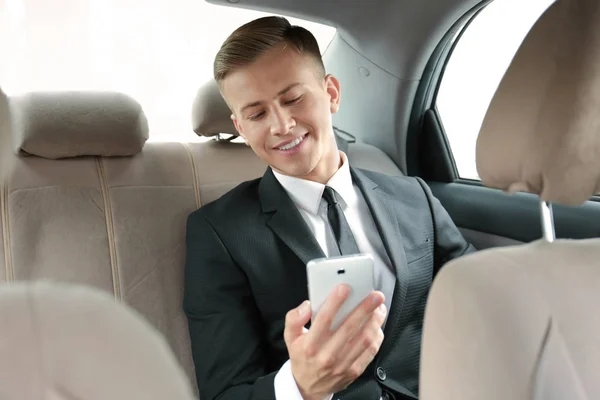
[[409, 0, 600, 203], [406, 0, 492, 181]]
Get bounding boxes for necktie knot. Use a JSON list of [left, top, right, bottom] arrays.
[[322, 186, 338, 206]]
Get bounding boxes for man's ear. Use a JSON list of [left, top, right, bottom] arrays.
[[325, 74, 341, 114]]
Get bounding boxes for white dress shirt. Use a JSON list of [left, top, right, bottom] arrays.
[[272, 152, 396, 400]]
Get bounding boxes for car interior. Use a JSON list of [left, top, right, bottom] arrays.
[[1, 0, 598, 398]]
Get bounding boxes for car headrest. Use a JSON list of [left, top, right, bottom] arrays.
[[0, 281, 196, 400], [11, 91, 149, 159], [476, 0, 600, 206], [0, 87, 13, 180], [191, 79, 238, 137]]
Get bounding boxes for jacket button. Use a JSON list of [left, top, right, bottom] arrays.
[[382, 390, 396, 400], [376, 366, 387, 381]]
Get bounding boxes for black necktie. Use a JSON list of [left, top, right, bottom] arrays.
[[322, 186, 360, 256]]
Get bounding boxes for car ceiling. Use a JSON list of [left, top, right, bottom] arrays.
[[206, 0, 488, 172]]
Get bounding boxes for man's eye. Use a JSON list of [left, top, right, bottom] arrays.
[[248, 111, 265, 121], [285, 95, 303, 105]]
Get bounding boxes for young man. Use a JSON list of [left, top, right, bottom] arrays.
[[184, 16, 475, 400]]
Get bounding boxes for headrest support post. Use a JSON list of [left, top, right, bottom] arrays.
[[540, 200, 556, 243]]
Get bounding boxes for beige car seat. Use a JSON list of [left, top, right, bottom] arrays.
[[0, 88, 13, 183], [0, 280, 196, 400], [0, 76, 406, 399], [420, 0, 600, 399]]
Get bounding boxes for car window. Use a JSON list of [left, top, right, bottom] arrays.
[[436, 0, 555, 180], [0, 0, 336, 142]]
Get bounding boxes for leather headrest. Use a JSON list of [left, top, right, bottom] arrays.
[[476, 0, 600, 206], [191, 79, 238, 137], [0, 281, 196, 400], [11, 91, 149, 159]]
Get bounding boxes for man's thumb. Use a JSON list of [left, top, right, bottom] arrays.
[[284, 300, 312, 343]]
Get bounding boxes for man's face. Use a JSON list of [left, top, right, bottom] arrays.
[[220, 45, 341, 182]]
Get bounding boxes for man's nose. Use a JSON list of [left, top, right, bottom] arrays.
[[269, 107, 296, 136]]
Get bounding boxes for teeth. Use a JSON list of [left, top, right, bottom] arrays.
[[278, 135, 304, 151]]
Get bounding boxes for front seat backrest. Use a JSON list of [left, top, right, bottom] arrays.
[[420, 0, 600, 399], [0, 281, 195, 400]]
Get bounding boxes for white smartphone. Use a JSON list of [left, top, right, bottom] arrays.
[[306, 253, 375, 331]]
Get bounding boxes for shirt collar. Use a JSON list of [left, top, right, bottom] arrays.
[[273, 152, 355, 215]]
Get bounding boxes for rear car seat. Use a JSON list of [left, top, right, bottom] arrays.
[[0, 88, 11, 284], [420, 0, 600, 398], [1, 91, 202, 394], [0, 83, 404, 396]]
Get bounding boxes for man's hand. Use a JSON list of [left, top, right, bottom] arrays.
[[284, 285, 386, 400]]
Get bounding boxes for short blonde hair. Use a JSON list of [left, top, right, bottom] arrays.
[[214, 16, 326, 83]]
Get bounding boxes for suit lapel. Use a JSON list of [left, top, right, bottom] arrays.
[[259, 168, 325, 266], [260, 166, 411, 342], [351, 168, 409, 342]]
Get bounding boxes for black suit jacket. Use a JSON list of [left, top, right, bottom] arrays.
[[184, 167, 475, 400]]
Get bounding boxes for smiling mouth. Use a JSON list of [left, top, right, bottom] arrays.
[[276, 134, 307, 151]]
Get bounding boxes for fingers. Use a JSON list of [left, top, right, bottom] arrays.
[[304, 284, 351, 350], [326, 290, 384, 354], [330, 321, 385, 394], [284, 289, 386, 398], [339, 315, 385, 387], [335, 304, 386, 371], [347, 328, 385, 383], [284, 300, 312, 345]]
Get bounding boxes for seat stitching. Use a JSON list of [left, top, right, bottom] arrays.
[[182, 143, 201, 208], [531, 317, 589, 400], [49, 385, 84, 400], [1, 181, 13, 281], [125, 265, 160, 295], [531, 316, 554, 399], [95, 157, 121, 300]]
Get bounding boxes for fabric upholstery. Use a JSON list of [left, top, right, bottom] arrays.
[[185, 140, 399, 205], [0, 88, 9, 283], [0, 194, 4, 282], [0, 88, 13, 182], [191, 80, 237, 137], [476, 0, 600, 205], [187, 140, 267, 204], [347, 142, 403, 177], [11, 91, 149, 159], [0, 108, 402, 398], [7, 156, 114, 290], [102, 142, 199, 383], [421, 1, 600, 399], [421, 240, 600, 400], [0, 281, 196, 400]]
